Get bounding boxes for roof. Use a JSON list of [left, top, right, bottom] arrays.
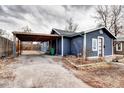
[[52, 28, 77, 36], [115, 37, 124, 41], [52, 28, 83, 37], [12, 31, 60, 42], [52, 27, 116, 39], [81, 27, 116, 39], [0, 35, 12, 42]]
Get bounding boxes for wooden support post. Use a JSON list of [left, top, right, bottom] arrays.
[[20, 41, 22, 55], [17, 39, 19, 56], [19, 40, 20, 55], [13, 35, 16, 57]]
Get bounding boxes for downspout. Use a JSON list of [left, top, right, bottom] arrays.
[[61, 36, 64, 56]]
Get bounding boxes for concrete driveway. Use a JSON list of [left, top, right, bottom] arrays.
[[1, 51, 91, 88]]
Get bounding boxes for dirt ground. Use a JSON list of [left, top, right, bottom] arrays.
[[0, 51, 91, 88], [63, 58, 124, 88]]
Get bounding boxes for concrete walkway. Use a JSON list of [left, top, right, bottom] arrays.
[[6, 51, 91, 88]]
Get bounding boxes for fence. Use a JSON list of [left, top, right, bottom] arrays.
[[0, 36, 13, 58]]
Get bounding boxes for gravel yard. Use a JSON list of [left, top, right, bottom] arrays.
[[0, 51, 90, 88]]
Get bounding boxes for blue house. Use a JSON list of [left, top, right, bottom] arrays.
[[50, 27, 116, 58]]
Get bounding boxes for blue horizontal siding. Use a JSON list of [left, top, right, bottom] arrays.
[[56, 37, 71, 55], [58, 38, 61, 55], [86, 29, 112, 57], [63, 37, 71, 55], [71, 36, 84, 55], [51, 28, 113, 57], [104, 32, 112, 55]]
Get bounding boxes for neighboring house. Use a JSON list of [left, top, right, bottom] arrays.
[[41, 42, 49, 52], [50, 27, 116, 58], [114, 37, 124, 55]]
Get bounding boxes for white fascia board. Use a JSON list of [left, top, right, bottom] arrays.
[[82, 27, 116, 39], [52, 28, 61, 35]]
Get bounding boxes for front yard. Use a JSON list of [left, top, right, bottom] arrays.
[[63, 56, 124, 88], [1, 53, 124, 88]]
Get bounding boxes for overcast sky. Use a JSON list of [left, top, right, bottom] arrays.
[[0, 5, 97, 35]]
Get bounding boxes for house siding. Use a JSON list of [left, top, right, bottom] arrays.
[[114, 41, 124, 55], [104, 33, 113, 56], [63, 37, 71, 55], [53, 37, 71, 56], [56, 36, 83, 56], [71, 36, 84, 55], [51, 28, 114, 57], [86, 29, 113, 57], [56, 38, 61, 55]]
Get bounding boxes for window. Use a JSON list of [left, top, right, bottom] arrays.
[[116, 43, 122, 51], [92, 38, 97, 51]]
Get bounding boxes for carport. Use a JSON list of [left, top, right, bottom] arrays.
[[12, 32, 60, 57]]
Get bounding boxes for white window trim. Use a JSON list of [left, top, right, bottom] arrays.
[[97, 36, 104, 57], [92, 38, 97, 51], [116, 42, 122, 51]]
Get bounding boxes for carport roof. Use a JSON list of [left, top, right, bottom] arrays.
[[12, 31, 60, 42]]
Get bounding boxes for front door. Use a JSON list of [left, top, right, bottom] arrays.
[[98, 36, 104, 57]]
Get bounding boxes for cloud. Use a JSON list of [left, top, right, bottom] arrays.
[[0, 6, 26, 20], [0, 5, 96, 35], [63, 5, 92, 11]]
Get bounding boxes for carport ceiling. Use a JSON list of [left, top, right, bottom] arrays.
[[12, 32, 60, 42]]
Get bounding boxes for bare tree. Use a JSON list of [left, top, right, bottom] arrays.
[[21, 25, 33, 50], [94, 5, 123, 36], [111, 6, 123, 36], [65, 18, 78, 32], [95, 6, 109, 28], [0, 29, 6, 36], [0, 29, 13, 40], [21, 25, 32, 33]]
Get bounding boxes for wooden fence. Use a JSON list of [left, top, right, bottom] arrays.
[[0, 36, 13, 58]]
